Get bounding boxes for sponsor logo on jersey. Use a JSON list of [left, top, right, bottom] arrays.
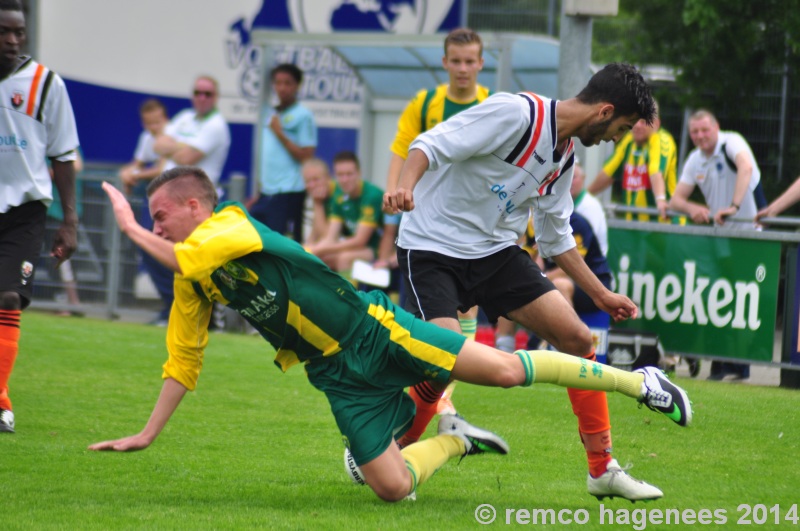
[[622, 163, 651, 191], [0, 135, 28, 149], [532, 151, 545, 165]]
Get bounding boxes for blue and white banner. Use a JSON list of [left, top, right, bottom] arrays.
[[38, 0, 463, 184]]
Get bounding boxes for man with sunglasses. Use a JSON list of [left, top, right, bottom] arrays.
[[154, 75, 231, 199]]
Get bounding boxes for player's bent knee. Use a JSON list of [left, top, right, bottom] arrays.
[[558, 325, 593, 357], [494, 359, 524, 388], [370, 479, 412, 502], [0, 291, 22, 311]]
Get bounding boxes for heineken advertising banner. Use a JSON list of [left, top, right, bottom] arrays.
[[607, 229, 780, 362]]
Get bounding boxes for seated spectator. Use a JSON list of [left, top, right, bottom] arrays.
[[306, 151, 384, 273], [301, 158, 336, 246]]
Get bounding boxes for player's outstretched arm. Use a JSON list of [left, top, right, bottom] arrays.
[[88, 378, 187, 452], [102, 182, 182, 273]]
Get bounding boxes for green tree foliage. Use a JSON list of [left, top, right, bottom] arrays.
[[593, 0, 800, 114]]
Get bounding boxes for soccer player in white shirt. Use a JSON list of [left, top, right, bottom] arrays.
[[385, 63, 680, 501], [0, 0, 80, 434]]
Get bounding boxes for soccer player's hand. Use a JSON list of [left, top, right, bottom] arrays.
[[597, 292, 638, 322], [50, 223, 78, 268], [383, 187, 415, 213], [102, 181, 138, 235], [88, 433, 154, 452]]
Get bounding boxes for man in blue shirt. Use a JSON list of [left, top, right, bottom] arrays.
[[247, 63, 317, 242]]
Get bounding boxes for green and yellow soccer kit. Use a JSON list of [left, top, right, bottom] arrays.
[[602, 129, 678, 222], [390, 83, 492, 159], [329, 180, 385, 253], [165, 201, 466, 464]]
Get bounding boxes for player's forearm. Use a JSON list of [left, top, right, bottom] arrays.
[[140, 378, 187, 442], [52, 159, 78, 226], [551, 248, 606, 300], [397, 149, 430, 191], [126, 224, 182, 273]]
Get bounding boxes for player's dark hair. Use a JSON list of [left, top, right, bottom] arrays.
[[139, 98, 168, 117], [148, 166, 218, 210], [332, 150, 360, 170], [270, 63, 303, 84], [576, 63, 656, 126], [444, 27, 483, 56], [0, 0, 23, 12]]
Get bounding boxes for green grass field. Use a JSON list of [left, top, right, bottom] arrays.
[[2, 312, 799, 530]]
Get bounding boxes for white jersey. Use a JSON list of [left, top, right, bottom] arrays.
[[398, 91, 576, 259], [163, 108, 230, 185], [0, 57, 79, 213], [679, 131, 761, 229], [574, 190, 608, 256], [133, 130, 159, 164]]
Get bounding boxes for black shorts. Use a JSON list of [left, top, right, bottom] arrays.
[[398, 245, 556, 324], [0, 201, 47, 309]]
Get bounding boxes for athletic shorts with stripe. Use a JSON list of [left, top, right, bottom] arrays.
[[397, 244, 557, 323], [0, 201, 47, 309], [305, 289, 466, 465]]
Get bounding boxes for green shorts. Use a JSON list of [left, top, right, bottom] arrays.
[[305, 290, 466, 465]]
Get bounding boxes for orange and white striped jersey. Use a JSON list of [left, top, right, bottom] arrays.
[[0, 56, 79, 213], [398, 91, 576, 260]]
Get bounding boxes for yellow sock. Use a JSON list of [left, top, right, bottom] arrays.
[[458, 317, 477, 340], [401, 435, 464, 493], [525, 349, 644, 398]]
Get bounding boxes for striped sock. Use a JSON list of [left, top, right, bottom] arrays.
[[398, 381, 441, 447], [458, 317, 477, 341], [514, 349, 534, 387], [0, 310, 22, 411]]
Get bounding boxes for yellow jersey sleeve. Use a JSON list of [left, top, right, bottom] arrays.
[[174, 205, 263, 282], [647, 129, 666, 178], [389, 88, 428, 159], [161, 277, 213, 391], [602, 132, 634, 178]]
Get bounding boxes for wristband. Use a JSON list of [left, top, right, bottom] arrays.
[[730, 202, 740, 211], [655, 195, 666, 201]]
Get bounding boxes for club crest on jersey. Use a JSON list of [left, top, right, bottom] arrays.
[[224, 261, 249, 281], [216, 270, 238, 290], [11, 92, 23, 108], [20, 261, 33, 284]]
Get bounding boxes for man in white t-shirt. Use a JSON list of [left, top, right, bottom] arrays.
[[669, 109, 758, 380], [154, 76, 231, 198], [670, 109, 762, 230]]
